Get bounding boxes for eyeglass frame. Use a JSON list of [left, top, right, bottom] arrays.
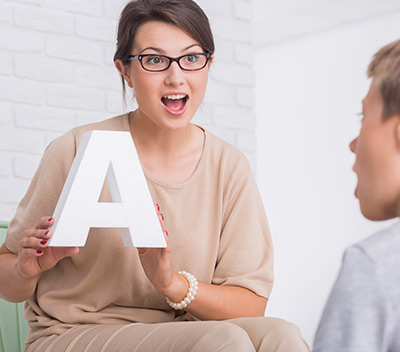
[[123, 52, 212, 72]]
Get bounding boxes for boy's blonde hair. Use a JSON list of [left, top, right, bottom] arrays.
[[368, 39, 400, 119]]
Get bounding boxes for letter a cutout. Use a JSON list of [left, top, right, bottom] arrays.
[[48, 130, 166, 248]]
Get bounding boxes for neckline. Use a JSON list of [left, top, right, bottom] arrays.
[[122, 112, 208, 189]]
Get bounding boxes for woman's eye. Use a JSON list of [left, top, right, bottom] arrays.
[[147, 56, 163, 65], [185, 54, 199, 63]]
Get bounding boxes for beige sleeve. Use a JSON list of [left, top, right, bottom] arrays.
[[212, 160, 274, 299], [5, 130, 77, 254]]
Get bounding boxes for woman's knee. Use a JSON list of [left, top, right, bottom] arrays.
[[259, 317, 309, 351], [229, 317, 309, 352], [266, 317, 301, 337], [193, 321, 255, 352]]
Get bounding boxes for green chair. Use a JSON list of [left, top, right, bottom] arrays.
[[0, 221, 29, 352]]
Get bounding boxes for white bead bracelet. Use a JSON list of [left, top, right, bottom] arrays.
[[166, 271, 198, 310]]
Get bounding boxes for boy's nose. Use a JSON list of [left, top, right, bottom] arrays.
[[349, 137, 358, 153]]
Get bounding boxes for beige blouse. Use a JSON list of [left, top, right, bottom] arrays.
[[5, 114, 274, 344]]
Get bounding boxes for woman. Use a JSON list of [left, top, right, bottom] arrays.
[[0, 0, 308, 350]]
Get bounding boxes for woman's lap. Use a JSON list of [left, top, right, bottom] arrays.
[[26, 317, 309, 352], [228, 316, 309, 351]]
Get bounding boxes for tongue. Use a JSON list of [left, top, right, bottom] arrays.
[[163, 98, 183, 110]]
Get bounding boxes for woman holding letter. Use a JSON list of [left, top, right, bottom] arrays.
[[0, 0, 308, 350]]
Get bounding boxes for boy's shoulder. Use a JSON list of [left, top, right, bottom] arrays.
[[348, 220, 400, 276], [356, 220, 400, 257]]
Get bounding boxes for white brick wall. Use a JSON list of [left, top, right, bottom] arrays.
[[0, 0, 256, 220]]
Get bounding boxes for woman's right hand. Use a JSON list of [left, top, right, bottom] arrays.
[[17, 216, 80, 280]]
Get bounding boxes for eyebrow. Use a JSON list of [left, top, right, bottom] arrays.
[[140, 47, 165, 54], [183, 44, 203, 52], [140, 44, 203, 55]]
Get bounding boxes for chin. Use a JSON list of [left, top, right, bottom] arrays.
[[164, 117, 192, 132], [360, 204, 397, 221]]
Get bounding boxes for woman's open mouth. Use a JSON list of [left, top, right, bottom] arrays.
[[161, 94, 189, 116]]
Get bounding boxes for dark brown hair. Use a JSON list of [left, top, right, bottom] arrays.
[[368, 39, 400, 119], [113, 0, 215, 96]]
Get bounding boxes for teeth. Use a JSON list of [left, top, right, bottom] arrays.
[[163, 94, 187, 100]]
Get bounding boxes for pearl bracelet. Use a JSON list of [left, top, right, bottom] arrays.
[[166, 271, 198, 310]]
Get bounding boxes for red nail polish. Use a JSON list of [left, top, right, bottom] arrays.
[[161, 214, 164, 221], [40, 240, 47, 245], [44, 230, 50, 236], [36, 250, 43, 254], [156, 204, 160, 212], [48, 217, 53, 222], [165, 230, 169, 237]]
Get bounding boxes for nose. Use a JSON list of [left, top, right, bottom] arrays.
[[164, 61, 185, 86], [349, 136, 358, 153]]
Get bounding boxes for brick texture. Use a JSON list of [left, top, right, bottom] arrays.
[[0, 0, 256, 218]]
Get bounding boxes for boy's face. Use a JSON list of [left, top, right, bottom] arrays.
[[350, 77, 400, 220]]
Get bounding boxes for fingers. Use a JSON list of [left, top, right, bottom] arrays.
[[21, 230, 50, 249], [155, 204, 169, 243], [21, 217, 53, 249], [155, 204, 164, 224], [33, 233, 80, 259], [155, 204, 166, 231], [16, 217, 80, 280], [20, 217, 55, 257], [20, 228, 52, 258], [35, 216, 54, 230], [50, 246, 80, 260], [137, 204, 169, 253], [137, 248, 149, 255]]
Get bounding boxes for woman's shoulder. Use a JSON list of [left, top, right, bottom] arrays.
[[205, 129, 251, 173], [47, 114, 129, 154], [70, 113, 129, 142]]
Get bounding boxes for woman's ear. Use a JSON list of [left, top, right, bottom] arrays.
[[115, 60, 133, 88], [208, 54, 214, 67]]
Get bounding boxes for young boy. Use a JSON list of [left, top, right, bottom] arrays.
[[313, 39, 400, 351]]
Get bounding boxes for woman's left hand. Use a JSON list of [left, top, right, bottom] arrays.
[[137, 205, 187, 301], [137, 205, 267, 319]]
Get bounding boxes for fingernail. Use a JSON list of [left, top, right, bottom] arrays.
[[161, 214, 164, 221], [165, 230, 168, 237], [156, 204, 160, 212], [36, 250, 43, 254], [40, 240, 47, 245], [48, 217, 53, 222], [44, 230, 50, 236]]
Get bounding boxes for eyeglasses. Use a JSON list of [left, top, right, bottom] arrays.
[[124, 52, 211, 72]]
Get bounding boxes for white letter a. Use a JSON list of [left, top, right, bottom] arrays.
[[48, 130, 166, 248]]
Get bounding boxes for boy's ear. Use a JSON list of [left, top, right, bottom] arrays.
[[395, 115, 400, 149]]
